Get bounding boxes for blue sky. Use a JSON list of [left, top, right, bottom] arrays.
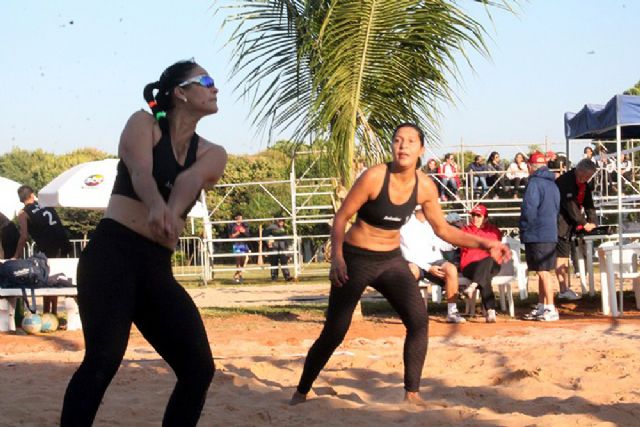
[[1, 0, 638, 164]]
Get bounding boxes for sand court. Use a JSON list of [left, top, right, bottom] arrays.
[[1, 312, 639, 426]]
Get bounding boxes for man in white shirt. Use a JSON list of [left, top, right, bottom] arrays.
[[400, 206, 465, 323]]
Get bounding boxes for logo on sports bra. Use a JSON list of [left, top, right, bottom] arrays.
[[383, 215, 402, 222]]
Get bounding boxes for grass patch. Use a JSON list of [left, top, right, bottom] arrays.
[[179, 262, 331, 288]]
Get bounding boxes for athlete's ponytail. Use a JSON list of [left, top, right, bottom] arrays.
[[143, 59, 198, 134]]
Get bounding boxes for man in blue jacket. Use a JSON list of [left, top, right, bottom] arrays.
[[519, 152, 561, 321]]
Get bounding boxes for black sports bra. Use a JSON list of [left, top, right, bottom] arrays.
[[357, 163, 418, 230], [112, 132, 200, 219]]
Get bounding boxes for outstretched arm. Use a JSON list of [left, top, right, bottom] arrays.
[[418, 174, 510, 263], [12, 211, 28, 259]]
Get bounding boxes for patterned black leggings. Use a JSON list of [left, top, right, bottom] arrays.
[[61, 219, 214, 427], [296, 243, 428, 394]]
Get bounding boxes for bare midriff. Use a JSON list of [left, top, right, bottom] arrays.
[[344, 219, 401, 252], [104, 194, 184, 250]]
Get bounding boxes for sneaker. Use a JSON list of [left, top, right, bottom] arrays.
[[557, 289, 581, 300], [535, 309, 559, 322], [485, 309, 496, 323], [522, 306, 543, 321], [462, 282, 478, 300], [446, 312, 466, 324]]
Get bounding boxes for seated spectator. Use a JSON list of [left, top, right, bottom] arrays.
[[459, 204, 503, 323], [423, 158, 442, 193], [506, 152, 529, 198], [466, 155, 489, 196], [486, 151, 506, 197], [438, 153, 460, 201], [400, 206, 465, 323], [441, 212, 464, 266], [611, 153, 633, 189], [583, 146, 595, 163]]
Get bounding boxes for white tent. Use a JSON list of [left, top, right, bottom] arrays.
[[0, 176, 23, 219], [38, 158, 207, 218]]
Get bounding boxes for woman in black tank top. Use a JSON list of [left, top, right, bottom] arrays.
[[61, 59, 227, 427], [291, 123, 511, 406]]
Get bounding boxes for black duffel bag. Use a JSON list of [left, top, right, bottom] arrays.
[[0, 253, 50, 313]]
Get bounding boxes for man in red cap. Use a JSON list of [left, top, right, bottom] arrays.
[[519, 152, 561, 321], [459, 204, 503, 323]]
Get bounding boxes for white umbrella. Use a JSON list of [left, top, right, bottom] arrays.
[[38, 159, 120, 209], [0, 176, 23, 219], [38, 158, 207, 217]]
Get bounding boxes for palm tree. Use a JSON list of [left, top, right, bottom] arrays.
[[221, 0, 514, 185]]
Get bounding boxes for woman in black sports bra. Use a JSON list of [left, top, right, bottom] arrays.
[[291, 123, 510, 406], [61, 59, 227, 426]]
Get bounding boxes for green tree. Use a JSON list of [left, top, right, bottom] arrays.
[[222, 0, 513, 185], [624, 80, 640, 96]]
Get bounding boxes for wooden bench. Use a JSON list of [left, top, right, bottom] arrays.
[[0, 258, 80, 332]]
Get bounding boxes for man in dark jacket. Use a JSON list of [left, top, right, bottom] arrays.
[[519, 152, 560, 321], [555, 159, 598, 300], [264, 218, 293, 281]]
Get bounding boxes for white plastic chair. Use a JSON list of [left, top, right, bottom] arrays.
[[597, 242, 640, 316]]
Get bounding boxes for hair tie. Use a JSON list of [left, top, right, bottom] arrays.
[[155, 111, 167, 120], [148, 100, 157, 108]]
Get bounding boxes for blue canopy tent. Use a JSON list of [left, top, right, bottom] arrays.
[[565, 94, 640, 142], [564, 94, 640, 316]]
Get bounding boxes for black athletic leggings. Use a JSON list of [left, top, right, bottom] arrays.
[[461, 257, 500, 311], [296, 243, 428, 394], [61, 219, 214, 427]]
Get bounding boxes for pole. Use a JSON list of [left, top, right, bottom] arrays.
[[290, 158, 299, 279], [200, 190, 213, 284], [616, 125, 624, 315]]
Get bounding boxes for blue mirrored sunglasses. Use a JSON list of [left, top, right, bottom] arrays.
[[177, 74, 215, 89]]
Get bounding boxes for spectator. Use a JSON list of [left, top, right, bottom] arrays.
[[583, 146, 595, 163], [506, 152, 529, 198], [519, 152, 561, 321], [423, 158, 442, 192], [438, 153, 460, 201], [15, 185, 72, 315], [441, 212, 464, 266], [400, 206, 465, 323], [486, 151, 506, 197], [546, 150, 564, 177], [264, 218, 293, 282], [460, 204, 504, 323], [467, 155, 488, 196], [228, 213, 250, 283], [0, 212, 19, 259], [611, 153, 633, 189], [555, 159, 598, 300]]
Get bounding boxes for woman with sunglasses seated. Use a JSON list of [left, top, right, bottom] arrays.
[[460, 204, 504, 323], [61, 59, 226, 427], [290, 123, 510, 406]]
